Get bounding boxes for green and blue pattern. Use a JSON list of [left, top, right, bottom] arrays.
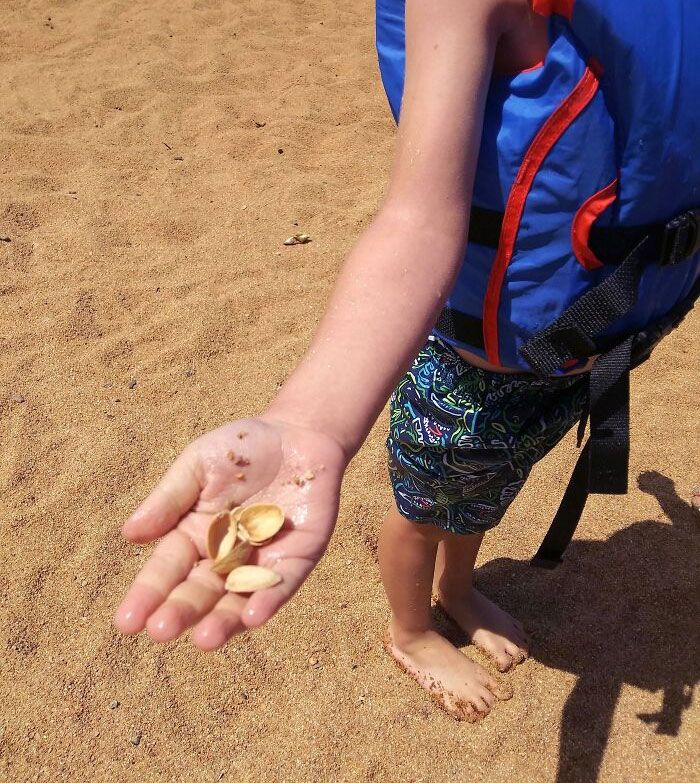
[[386, 338, 588, 534]]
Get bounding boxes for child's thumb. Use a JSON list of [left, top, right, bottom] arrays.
[[121, 453, 201, 543]]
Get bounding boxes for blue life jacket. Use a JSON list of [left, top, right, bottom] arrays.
[[376, 0, 700, 372]]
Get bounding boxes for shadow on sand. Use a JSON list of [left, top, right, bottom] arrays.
[[475, 471, 698, 783]]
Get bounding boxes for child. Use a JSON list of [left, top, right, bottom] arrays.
[[115, 0, 700, 721]]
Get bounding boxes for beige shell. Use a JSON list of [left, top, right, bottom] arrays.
[[237, 503, 285, 544], [283, 233, 311, 246], [216, 528, 237, 559], [211, 538, 252, 575], [225, 565, 282, 593], [206, 511, 233, 560]]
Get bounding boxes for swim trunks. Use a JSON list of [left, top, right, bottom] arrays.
[[386, 337, 588, 534]]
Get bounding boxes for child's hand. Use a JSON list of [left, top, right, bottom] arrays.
[[114, 417, 346, 649]]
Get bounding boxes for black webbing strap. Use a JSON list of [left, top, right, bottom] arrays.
[[444, 207, 698, 352], [590, 212, 700, 265], [468, 206, 503, 248], [434, 309, 485, 349], [519, 238, 647, 377], [531, 335, 634, 568], [469, 205, 700, 265], [588, 336, 633, 494], [531, 442, 591, 569]]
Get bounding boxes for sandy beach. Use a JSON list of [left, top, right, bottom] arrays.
[[1, 1, 698, 781]]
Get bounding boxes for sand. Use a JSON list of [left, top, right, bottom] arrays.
[[1, 1, 698, 782]]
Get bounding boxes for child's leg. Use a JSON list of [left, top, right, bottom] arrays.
[[379, 502, 511, 721], [433, 534, 529, 672], [382, 336, 586, 717]]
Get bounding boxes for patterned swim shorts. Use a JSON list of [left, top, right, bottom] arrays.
[[386, 337, 588, 535]]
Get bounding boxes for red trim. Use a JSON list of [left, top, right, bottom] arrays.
[[497, 59, 546, 79], [521, 59, 545, 74], [571, 177, 618, 271], [482, 66, 600, 365], [532, 0, 575, 20]]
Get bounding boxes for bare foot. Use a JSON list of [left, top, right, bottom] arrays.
[[384, 623, 512, 721], [436, 588, 529, 672]]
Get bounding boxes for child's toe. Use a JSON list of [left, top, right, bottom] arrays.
[[484, 675, 513, 701], [452, 699, 480, 722], [494, 651, 513, 672], [476, 685, 496, 710], [504, 640, 527, 664]]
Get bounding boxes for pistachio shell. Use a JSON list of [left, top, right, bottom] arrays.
[[216, 528, 237, 559], [225, 565, 282, 593], [211, 539, 252, 575], [206, 511, 232, 560], [228, 516, 239, 542], [237, 503, 285, 544]]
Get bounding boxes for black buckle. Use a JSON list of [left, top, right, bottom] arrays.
[[660, 208, 700, 266]]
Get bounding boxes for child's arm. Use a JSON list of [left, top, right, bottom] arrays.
[[267, 0, 504, 456], [116, 0, 519, 648]]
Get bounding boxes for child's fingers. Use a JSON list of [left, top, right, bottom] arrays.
[[188, 536, 327, 648], [190, 593, 249, 650], [145, 561, 226, 642], [240, 556, 314, 630], [122, 452, 201, 543], [113, 528, 199, 634]]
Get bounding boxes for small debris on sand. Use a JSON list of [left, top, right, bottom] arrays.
[[130, 732, 142, 747], [127, 379, 137, 389], [109, 700, 120, 710], [283, 233, 311, 246], [12, 394, 26, 403]]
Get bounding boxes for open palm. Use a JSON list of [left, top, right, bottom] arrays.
[[114, 417, 346, 650]]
